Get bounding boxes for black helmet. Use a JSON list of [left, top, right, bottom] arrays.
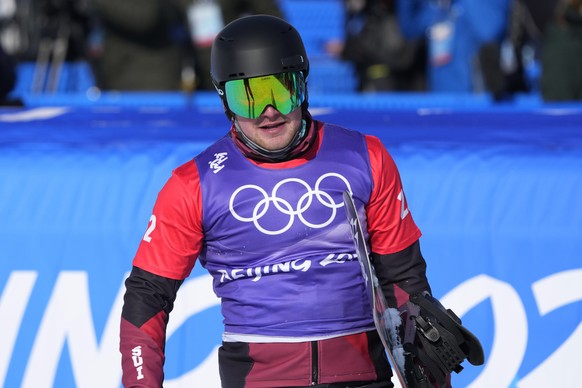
[[211, 15, 309, 90], [210, 15, 316, 163]]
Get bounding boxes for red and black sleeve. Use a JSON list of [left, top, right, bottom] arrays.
[[120, 160, 204, 386], [120, 267, 183, 386], [364, 135, 430, 308]]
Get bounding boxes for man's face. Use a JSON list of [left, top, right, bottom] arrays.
[[235, 106, 303, 151]]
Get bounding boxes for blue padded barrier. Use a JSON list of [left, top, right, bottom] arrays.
[[0, 101, 581, 387]]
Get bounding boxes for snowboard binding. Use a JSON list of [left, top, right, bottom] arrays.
[[399, 291, 485, 387]]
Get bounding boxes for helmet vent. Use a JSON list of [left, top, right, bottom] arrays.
[[281, 55, 305, 72]]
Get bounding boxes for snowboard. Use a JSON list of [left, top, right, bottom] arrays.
[[343, 190, 408, 387]]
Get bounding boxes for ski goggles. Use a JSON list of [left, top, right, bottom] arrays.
[[224, 71, 306, 119]]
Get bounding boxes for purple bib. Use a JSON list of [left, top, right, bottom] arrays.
[[195, 123, 375, 337]]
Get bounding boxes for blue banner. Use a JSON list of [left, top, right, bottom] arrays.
[[1, 104, 581, 387]]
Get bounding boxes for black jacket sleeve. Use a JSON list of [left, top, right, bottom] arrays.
[[371, 239, 431, 308]]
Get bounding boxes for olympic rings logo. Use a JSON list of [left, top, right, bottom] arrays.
[[229, 173, 352, 235]]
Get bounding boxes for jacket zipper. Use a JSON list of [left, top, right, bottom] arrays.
[[311, 340, 318, 385]]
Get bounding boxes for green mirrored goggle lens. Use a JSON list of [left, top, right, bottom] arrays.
[[225, 71, 305, 119]]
